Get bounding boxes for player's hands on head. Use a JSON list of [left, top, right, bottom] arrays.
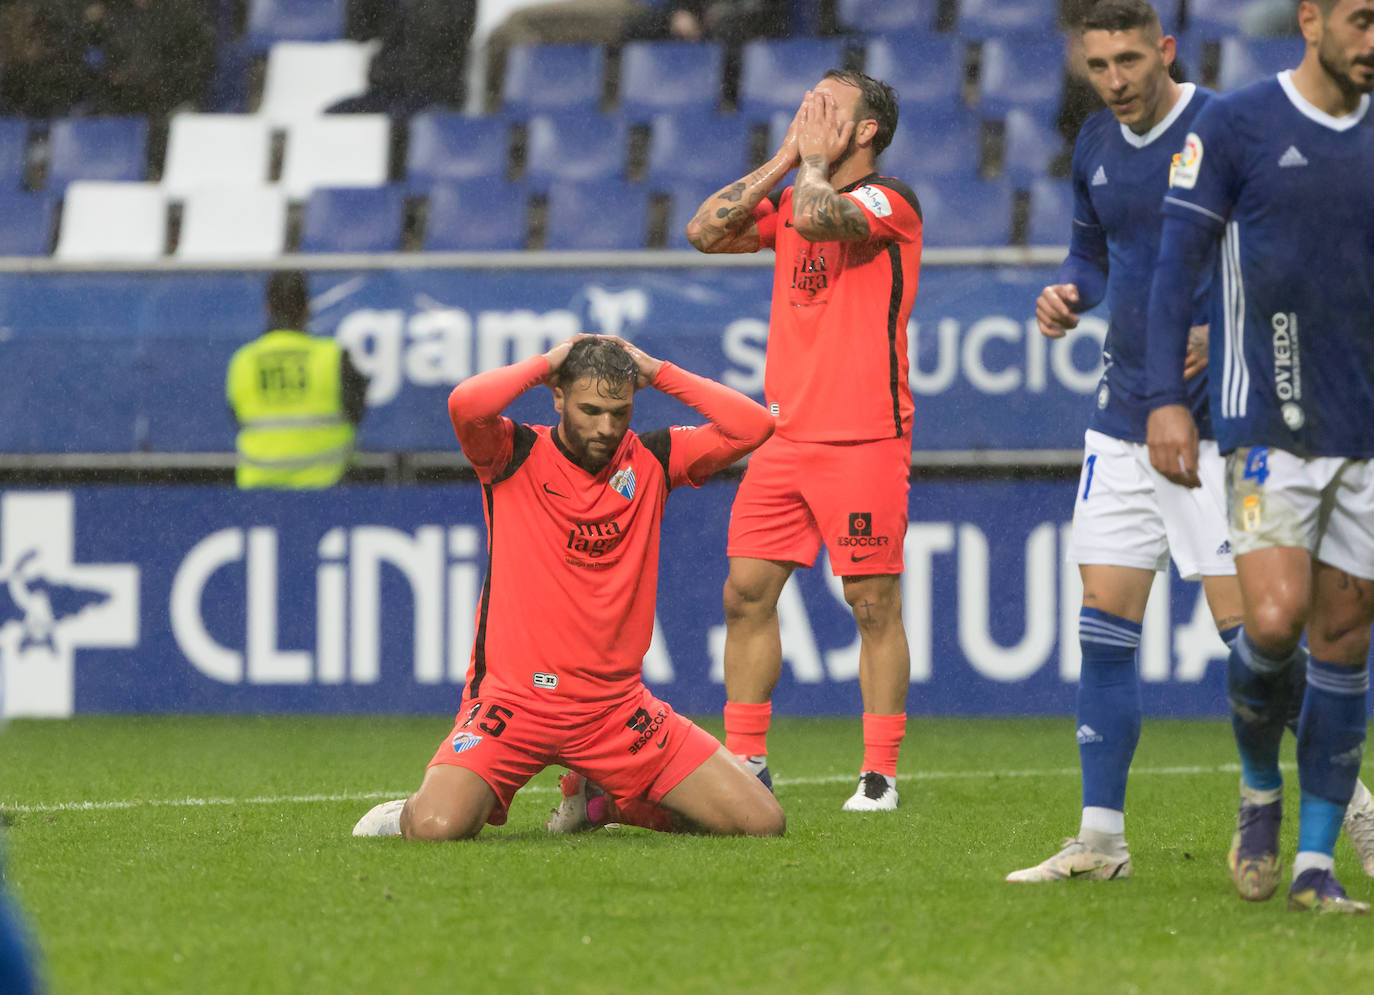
[[774, 94, 807, 167], [796, 89, 854, 166], [1147, 404, 1202, 488], [542, 333, 592, 381], [1035, 284, 1080, 338], [600, 335, 662, 390]]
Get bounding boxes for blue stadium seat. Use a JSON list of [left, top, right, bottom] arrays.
[[880, 108, 982, 179], [0, 120, 29, 190], [245, 0, 346, 52], [301, 186, 405, 253], [0, 193, 55, 256], [1217, 37, 1302, 92], [1026, 177, 1073, 246], [836, 0, 937, 33], [1185, 0, 1250, 38], [663, 181, 713, 250], [619, 41, 724, 122], [523, 112, 628, 191], [1172, 31, 1207, 84], [423, 180, 528, 251], [503, 44, 605, 116], [647, 111, 753, 190], [957, 0, 1058, 37], [45, 117, 149, 191], [911, 176, 1013, 246], [863, 35, 964, 112], [737, 38, 849, 121], [405, 112, 510, 192], [1001, 109, 1062, 185], [978, 39, 1066, 118], [543, 178, 651, 251]]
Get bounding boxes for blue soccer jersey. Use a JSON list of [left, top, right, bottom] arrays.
[[1154, 72, 1374, 457], [1062, 83, 1214, 443]]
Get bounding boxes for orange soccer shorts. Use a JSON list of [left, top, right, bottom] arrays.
[[426, 684, 720, 825], [726, 433, 910, 576]]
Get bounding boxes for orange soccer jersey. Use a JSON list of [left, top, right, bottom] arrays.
[[448, 356, 772, 706], [753, 174, 923, 442]]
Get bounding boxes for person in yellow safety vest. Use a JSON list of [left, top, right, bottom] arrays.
[[226, 271, 369, 489]]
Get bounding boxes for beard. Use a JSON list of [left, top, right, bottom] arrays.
[[1318, 42, 1374, 98], [828, 130, 860, 176]]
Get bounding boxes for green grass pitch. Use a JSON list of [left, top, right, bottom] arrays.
[[4, 715, 1373, 994]]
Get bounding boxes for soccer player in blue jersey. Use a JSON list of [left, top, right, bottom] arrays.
[[1005, 0, 1247, 883], [1146, 0, 1374, 913]]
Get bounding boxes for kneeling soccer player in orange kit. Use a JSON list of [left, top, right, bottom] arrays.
[[353, 335, 785, 840]]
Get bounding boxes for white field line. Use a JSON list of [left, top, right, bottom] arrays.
[[0, 762, 1266, 816]]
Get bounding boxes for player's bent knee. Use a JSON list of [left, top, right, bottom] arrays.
[[1246, 601, 1305, 656], [402, 767, 495, 841], [723, 572, 779, 619]]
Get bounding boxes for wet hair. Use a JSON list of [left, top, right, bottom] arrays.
[[821, 69, 899, 157], [555, 338, 638, 392], [1081, 0, 1163, 37], [267, 270, 309, 329]]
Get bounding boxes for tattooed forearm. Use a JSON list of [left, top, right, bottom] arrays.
[[719, 181, 746, 203], [792, 159, 868, 240]]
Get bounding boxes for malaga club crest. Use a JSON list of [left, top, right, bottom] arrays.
[[610, 467, 636, 501]]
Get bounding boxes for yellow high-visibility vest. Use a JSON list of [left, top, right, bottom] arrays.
[[226, 330, 355, 489]]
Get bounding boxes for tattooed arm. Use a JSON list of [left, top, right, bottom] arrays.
[[791, 90, 871, 243], [685, 100, 803, 253]]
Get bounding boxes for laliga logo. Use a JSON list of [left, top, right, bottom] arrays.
[[0, 492, 139, 718]]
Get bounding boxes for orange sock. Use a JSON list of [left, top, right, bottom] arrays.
[[724, 700, 772, 757], [862, 712, 906, 777], [605, 797, 675, 833]]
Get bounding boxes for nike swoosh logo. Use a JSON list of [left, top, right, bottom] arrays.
[[1068, 866, 1098, 878], [542, 483, 568, 498], [850, 552, 877, 562], [655, 734, 669, 750], [784, 220, 794, 228]]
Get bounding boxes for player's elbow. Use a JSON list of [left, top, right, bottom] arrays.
[[685, 217, 720, 253]]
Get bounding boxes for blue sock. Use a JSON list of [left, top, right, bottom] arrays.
[[1219, 624, 1242, 649], [1295, 656, 1369, 857], [1284, 644, 1311, 734], [1228, 630, 1302, 792], [1076, 607, 1142, 813]]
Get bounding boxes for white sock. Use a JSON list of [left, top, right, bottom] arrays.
[[1240, 783, 1282, 806], [1292, 851, 1335, 878], [1081, 806, 1125, 835]]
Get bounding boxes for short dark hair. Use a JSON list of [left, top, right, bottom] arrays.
[[822, 69, 899, 157], [1081, 0, 1163, 36], [555, 338, 638, 392], [267, 270, 309, 329]]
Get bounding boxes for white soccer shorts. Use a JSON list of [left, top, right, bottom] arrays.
[[1225, 447, 1374, 581], [1066, 429, 1235, 581]]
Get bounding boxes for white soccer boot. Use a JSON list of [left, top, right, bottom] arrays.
[[1006, 838, 1132, 882], [841, 771, 898, 811], [352, 798, 405, 837], [1344, 779, 1374, 877], [546, 772, 616, 833]]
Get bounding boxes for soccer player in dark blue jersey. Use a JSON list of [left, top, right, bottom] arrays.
[[1147, 0, 1374, 913], [1007, 0, 1249, 883]]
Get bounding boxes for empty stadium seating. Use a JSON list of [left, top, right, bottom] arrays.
[[404, 112, 511, 191], [0, 193, 55, 256], [911, 176, 1013, 247], [280, 115, 390, 197], [647, 111, 754, 189], [1001, 109, 1062, 186], [957, 0, 1058, 37], [978, 39, 1067, 119], [543, 178, 651, 251], [176, 186, 288, 260], [245, 0, 346, 53], [863, 35, 965, 111], [663, 182, 713, 250], [258, 40, 376, 125], [423, 180, 528, 252], [161, 114, 274, 194], [523, 112, 628, 190], [737, 38, 849, 121], [55, 182, 166, 261], [1217, 37, 1302, 92], [1026, 177, 1073, 246], [0, 120, 28, 190], [1185, 0, 1252, 39], [301, 186, 405, 253], [502, 44, 605, 116], [619, 42, 725, 122], [46, 118, 149, 191], [881, 108, 983, 178], [836, 0, 937, 33]]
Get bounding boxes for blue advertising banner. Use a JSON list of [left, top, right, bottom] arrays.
[[0, 481, 1250, 720], [0, 265, 1106, 454]]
